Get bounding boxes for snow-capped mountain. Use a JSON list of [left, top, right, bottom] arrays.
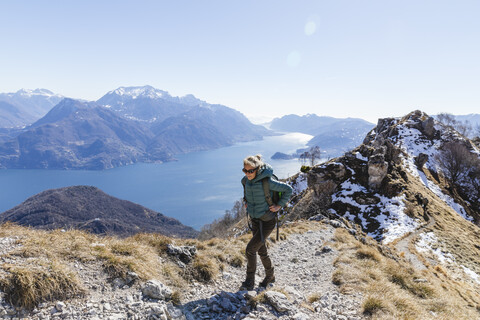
[[0, 86, 271, 169], [97, 85, 209, 123], [0, 89, 64, 128]]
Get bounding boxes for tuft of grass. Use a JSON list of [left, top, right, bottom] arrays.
[[229, 253, 244, 268], [362, 296, 386, 316], [355, 247, 381, 261], [192, 253, 219, 282], [171, 290, 181, 305], [0, 261, 85, 310], [307, 292, 321, 304], [332, 270, 343, 285]]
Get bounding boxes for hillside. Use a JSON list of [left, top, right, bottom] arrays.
[[0, 186, 198, 238], [1, 110, 480, 319], [286, 110, 480, 318]]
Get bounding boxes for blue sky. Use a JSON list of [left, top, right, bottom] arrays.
[[1, 0, 479, 123]]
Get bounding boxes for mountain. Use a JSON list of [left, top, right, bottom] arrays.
[[0, 89, 64, 128], [97, 86, 193, 123], [0, 98, 170, 170], [307, 119, 376, 157], [270, 114, 374, 158], [270, 114, 341, 135], [0, 185, 198, 238], [98, 85, 270, 149], [285, 109, 480, 317], [149, 104, 269, 154], [0, 86, 271, 169]]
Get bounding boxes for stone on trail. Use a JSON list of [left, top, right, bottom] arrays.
[[264, 291, 293, 313], [142, 280, 172, 300]]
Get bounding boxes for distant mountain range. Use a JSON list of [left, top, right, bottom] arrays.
[[270, 114, 375, 158], [0, 185, 199, 238], [0, 86, 269, 169], [0, 89, 64, 128]]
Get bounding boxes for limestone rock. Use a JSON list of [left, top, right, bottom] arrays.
[[142, 280, 172, 300], [414, 153, 428, 169], [264, 291, 293, 313], [368, 154, 388, 189], [167, 244, 197, 263]]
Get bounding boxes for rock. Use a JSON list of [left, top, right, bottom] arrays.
[[112, 278, 126, 289], [368, 154, 388, 189], [293, 312, 310, 320], [165, 302, 185, 320], [321, 246, 333, 253], [55, 301, 66, 312], [167, 244, 197, 263], [220, 297, 234, 311], [142, 280, 172, 300], [414, 153, 429, 169], [222, 272, 232, 280], [421, 117, 435, 138], [264, 291, 293, 313], [126, 272, 139, 285], [244, 291, 257, 300]]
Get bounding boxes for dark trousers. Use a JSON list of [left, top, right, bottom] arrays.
[[245, 218, 276, 276]]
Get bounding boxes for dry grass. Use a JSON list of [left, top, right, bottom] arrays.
[[307, 292, 321, 303], [331, 227, 480, 319], [0, 260, 85, 310], [0, 219, 321, 310]]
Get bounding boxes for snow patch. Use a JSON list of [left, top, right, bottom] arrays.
[[461, 266, 480, 284], [417, 171, 473, 221], [416, 232, 455, 264], [332, 180, 417, 243], [292, 173, 308, 194]]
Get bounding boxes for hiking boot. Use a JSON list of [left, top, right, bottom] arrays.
[[259, 268, 275, 288], [240, 273, 255, 290]]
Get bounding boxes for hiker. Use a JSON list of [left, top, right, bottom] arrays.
[[240, 154, 293, 290]]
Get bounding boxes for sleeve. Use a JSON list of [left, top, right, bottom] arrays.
[[269, 179, 293, 207]]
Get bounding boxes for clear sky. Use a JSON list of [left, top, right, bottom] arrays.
[[1, 0, 479, 123]]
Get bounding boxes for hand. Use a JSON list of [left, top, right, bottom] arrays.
[[269, 205, 281, 212]]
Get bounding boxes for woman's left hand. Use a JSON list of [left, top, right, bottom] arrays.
[[269, 205, 281, 212]]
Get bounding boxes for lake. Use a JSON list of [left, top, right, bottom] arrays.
[[0, 132, 312, 230]]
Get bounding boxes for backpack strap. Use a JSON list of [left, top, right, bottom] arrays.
[[242, 179, 252, 231], [261, 178, 274, 206], [261, 177, 280, 241]]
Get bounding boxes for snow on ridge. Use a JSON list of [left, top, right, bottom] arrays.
[[331, 180, 417, 244], [416, 232, 480, 284], [416, 232, 455, 263], [3, 88, 61, 98], [110, 86, 168, 99], [417, 170, 473, 222], [291, 172, 308, 195]]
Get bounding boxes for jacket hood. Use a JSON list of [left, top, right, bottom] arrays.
[[253, 163, 273, 182]]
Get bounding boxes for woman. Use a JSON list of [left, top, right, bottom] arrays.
[[241, 155, 293, 290]]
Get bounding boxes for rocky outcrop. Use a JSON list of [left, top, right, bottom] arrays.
[[367, 154, 388, 189]]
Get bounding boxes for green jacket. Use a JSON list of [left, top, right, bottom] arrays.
[[241, 164, 293, 219]]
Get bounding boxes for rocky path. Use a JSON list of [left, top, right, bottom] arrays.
[[181, 222, 364, 320], [394, 214, 436, 271], [0, 221, 364, 319]]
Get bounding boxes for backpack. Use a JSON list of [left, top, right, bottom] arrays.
[[242, 174, 283, 241]]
